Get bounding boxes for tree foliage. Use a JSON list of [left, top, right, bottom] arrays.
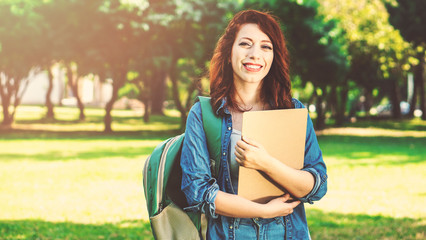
[[0, 0, 423, 130], [385, 0, 426, 120], [318, 0, 413, 119], [0, 0, 44, 126]]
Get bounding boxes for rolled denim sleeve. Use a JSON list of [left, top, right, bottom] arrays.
[[293, 99, 328, 204], [180, 102, 219, 219]]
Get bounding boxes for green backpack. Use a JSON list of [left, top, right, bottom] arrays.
[[143, 96, 222, 240]]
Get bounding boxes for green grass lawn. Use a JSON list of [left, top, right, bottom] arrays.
[[0, 106, 425, 239], [307, 135, 425, 239]]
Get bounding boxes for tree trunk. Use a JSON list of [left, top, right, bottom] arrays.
[[136, 76, 151, 123], [417, 52, 425, 120], [57, 68, 65, 107], [151, 70, 167, 115], [315, 87, 326, 130], [0, 92, 13, 127], [76, 93, 85, 121], [1, 113, 13, 127], [66, 64, 85, 121], [142, 74, 152, 123], [0, 70, 32, 127], [143, 96, 150, 123], [362, 88, 373, 117], [336, 84, 348, 126], [45, 68, 55, 120], [408, 70, 418, 117], [390, 77, 401, 119], [169, 58, 187, 130], [409, 51, 425, 119], [329, 85, 338, 123], [104, 93, 115, 133], [104, 69, 126, 133]]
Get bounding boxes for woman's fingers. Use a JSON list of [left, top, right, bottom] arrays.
[[242, 136, 261, 147], [234, 150, 243, 163], [236, 139, 249, 151], [235, 142, 253, 167], [235, 138, 269, 170], [281, 193, 290, 201], [235, 141, 245, 154], [264, 194, 301, 218], [235, 140, 249, 163], [289, 200, 301, 208]]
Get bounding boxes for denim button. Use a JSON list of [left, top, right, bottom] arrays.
[[228, 127, 232, 130], [229, 226, 233, 229], [223, 152, 226, 156]]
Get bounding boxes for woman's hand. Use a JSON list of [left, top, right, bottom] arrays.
[[235, 136, 273, 171], [215, 191, 300, 219], [262, 194, 301, 218]]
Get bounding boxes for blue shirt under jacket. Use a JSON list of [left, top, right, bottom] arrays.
[[180, 98, 328, 240]]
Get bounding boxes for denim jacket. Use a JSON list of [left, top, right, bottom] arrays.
[[180, 98, 327, 240]]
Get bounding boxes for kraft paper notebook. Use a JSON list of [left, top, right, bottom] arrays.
[[238, 108, 308, 203]]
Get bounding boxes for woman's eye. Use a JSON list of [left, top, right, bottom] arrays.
[[239, 42, 251, 47], [262, 45, 273, 50]]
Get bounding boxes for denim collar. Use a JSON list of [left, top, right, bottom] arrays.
[[216, 98, 231, 115]]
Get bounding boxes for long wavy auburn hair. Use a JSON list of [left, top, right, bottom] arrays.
[[209, 10, 293, 115]]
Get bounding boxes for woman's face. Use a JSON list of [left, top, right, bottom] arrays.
[[231, 23, 274, 86]]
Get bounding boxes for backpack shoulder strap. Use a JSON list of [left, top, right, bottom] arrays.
[[198, 96, 222, 178]]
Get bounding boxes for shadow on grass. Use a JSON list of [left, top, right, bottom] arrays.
[[15, 114, 181, 126], [1, 211, 424, 240], [318, 135, 426, 166], [0, 146, 157, 162], [307, 209, 425, 240], [0, 129, 181, 140], [0, 219, 153, 240]]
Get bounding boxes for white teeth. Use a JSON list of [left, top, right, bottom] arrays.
[[245, 64, 261, 69]]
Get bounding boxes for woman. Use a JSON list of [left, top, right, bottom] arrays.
[[181, 10, 327, 239]]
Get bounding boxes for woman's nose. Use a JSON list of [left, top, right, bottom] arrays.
[[248, 45, 261, 60]]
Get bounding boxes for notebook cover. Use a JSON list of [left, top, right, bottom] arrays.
[[238, 108, 307, 203]]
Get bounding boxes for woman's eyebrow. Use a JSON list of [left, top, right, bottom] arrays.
[[240, 37, 271, 44], [240, 37, 253, 42]]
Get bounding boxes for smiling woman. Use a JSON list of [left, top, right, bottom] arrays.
[[180, 10, 327, 240]]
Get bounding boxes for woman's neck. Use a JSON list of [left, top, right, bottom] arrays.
[[233, 81, 263, 109]]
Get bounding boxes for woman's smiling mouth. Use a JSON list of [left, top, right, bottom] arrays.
[[243, 63, 263, 72]]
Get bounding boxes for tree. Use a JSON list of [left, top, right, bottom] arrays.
[[130, 54, 169, 122], [386, 0, 426, 120], [80, 0, 150, 132], [35, 0, 95, 121], [0, 0, 42, 127], [65, 62, 86, 121], [146, 0, 229, 129], [319, 0, 412, 120]]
